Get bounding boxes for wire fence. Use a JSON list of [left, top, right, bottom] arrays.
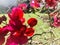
[[0, 0, 28, 14]]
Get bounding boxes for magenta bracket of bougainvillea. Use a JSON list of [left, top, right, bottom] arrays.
[[0, 6, 37, 45]]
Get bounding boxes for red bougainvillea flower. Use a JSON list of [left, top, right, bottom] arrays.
[[0, 27, 8, 45], [53, 20, 60, 27], [8, 7, 24, 21], [4, 23, 28, 45], [45, 0, 57, 7], [50, 12, 58, 17], [18, 3, 27, 10], [0, 5, 38, 45], [4, 22, 28, 45], [0, 6, 38, 45], [51, 13, 60, 27], [6, 35, 28, 45], [5, 25, 28, 45], [25, 27, 34, 36], [30, 0, 40, 8], [27, 18, 37, 27], [0, 27, 8, 37]]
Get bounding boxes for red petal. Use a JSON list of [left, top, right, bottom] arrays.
[[19, 25, 27, 36], [8, 7, 24, 20], [18, 36, 28, 44], [13, 31, 20, 37], [0, 26, 8, 36], [6, 35, 28, 45], [27, 18, 37, 27], [20, 18, 25, 23], [6, 36, 18, 45], [25, 27, 34, 36]]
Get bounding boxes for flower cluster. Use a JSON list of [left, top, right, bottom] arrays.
[[0, 7, 37, 45], [30, 0, 40, 8], [18, 3, 27, 10], [45, 0, 57, 7], [50, 12, 60, 27]]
